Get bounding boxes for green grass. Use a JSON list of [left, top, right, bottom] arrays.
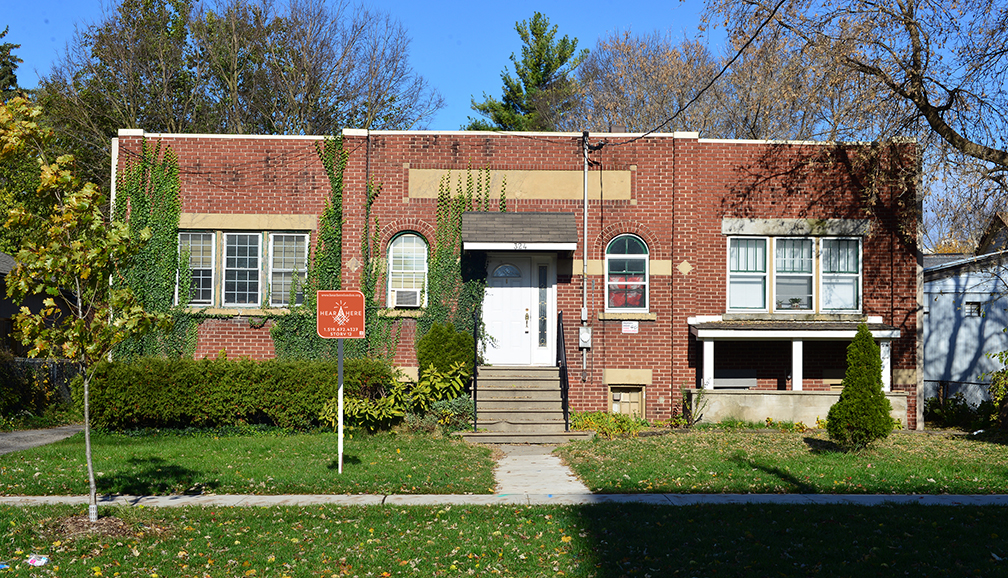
[[0, 430, 496, 496], [557, 429, 1008, 494], [2, 503, 1007, 576]]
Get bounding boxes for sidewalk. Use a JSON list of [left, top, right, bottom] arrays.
[[3, 443, 1008, 507]]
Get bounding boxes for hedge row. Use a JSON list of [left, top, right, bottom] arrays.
[[83, 357, 398, 431]]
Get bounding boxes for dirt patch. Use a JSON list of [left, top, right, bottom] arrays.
[[47, 515, 139, 542]]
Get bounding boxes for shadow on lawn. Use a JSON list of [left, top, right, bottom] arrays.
[[729, 454, 818, 493], [98, 456, 219, 495], [327, 455, 362, 470], [803, 436, 844, 454]]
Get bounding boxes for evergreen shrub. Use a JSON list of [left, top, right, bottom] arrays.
[[416, 322, 474, 376], [826, 324, 894, 450], [84, 356, 397, 431]]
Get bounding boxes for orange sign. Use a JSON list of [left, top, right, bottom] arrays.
[[316, 290, 366, 339]]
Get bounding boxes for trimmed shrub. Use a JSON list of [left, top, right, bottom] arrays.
[[416, 322, 474, 377], [826, 324, 894, 450], [84, 356, 398, 431]]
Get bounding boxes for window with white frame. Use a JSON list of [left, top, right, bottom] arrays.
[[269, 233, 308, 306], [727, 236, 862, 313], [224, 233, 261, 306], [606, 234, 648, 311], [178, 232, 215, 305], [729, 238, 767, 310], [775, 238, 813, 310], [821, 238, 861, 311], [387, 233, 427, 308]]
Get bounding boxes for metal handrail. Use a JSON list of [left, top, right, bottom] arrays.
[[556, 312, 570, 432], [472, 308, 480, 433]]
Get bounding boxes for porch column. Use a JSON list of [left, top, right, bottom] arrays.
[[791, 340, 803, 391], [703, 340, 714, 390], [880, 340, 891, 392]]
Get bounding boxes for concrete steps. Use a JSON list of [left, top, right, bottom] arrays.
[[459, 366, 591, 444], [456, 431, 595, 444]]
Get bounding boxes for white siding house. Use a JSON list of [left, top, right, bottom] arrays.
[[924, 251, 1008, 404]]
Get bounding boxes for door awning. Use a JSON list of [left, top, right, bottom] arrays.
[[461, 212, 578, 251]]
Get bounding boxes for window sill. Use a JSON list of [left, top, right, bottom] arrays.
[[379, 308, 424, 318], [598, 312, 657, 321], [724, 312, 865, 322], [178, 306, 293, 316]]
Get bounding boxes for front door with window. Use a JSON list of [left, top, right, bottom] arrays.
[[482, 254, 555, 365]]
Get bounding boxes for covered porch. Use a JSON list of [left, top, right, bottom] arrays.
[[687, 317, 905, 424]]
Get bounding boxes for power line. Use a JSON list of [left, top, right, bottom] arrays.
[[604, 0, 789, 148]]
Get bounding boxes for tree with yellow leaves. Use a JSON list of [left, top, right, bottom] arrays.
[[2, 97, 170, 521]]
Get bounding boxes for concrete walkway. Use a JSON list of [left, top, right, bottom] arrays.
[[0, 425, 82, 456], [3, 431, 1008, 507]]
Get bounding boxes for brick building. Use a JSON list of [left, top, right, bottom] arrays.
[[112, 129, 923, 429]]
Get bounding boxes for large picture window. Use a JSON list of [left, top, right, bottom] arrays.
[[388, 233, 428, 308], [727, 236, 862, 313], [269, 233, 308, 306], [178, 232, 215, 305], [224, 233, 261, 306], [606, 234, 648, 311], [729, 238, 767, 310]]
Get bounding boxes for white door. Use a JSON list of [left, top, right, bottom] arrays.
[[482, 254, 555, 366]]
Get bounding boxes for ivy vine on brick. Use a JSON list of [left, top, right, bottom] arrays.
[[113, 139, 197, 359]]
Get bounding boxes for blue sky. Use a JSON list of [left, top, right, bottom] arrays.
[[4, 0, 724, 130]]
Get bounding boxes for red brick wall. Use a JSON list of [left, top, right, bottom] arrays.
[[194, 318, 276, 359], [117, 130, 920, 427]]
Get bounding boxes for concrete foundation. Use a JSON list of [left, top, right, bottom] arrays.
[[688, 390, 909, 428]]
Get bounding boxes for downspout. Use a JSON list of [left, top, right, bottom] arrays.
[[582, 132, 589, 324], [108, 135, 120, 362], [582, 132, 589, 379], [366, 130, 372, 261]]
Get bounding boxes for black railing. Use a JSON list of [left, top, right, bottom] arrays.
[[472, 308, 480, 433], [556, 312, 570, 432]]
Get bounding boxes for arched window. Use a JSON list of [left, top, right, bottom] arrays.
[[606, 234, 649, 312], [388, 233, 428, 308]]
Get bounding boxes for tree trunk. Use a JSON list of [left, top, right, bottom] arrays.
[[84, 372, 97, 522]]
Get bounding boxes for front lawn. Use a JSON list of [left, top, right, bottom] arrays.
[[557, 429, 1008, 494], [0, 430, 496, 496], [2, 503, 1006, 576]]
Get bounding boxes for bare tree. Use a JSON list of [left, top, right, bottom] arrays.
[[40, 0, 209, 188], [562, 31, 721, 133], [704, 0, 1008, 247], [38, 0, 443, 187], [191, 0, 276, 134]]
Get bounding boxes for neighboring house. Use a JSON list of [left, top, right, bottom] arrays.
[[112, 129, 923, 429], [924, 249, 1008, 406], [1, 251, 26, 354]]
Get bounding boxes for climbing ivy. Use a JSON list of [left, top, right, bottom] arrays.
[[346, 178, 400, 361], [416, 166, 506, 346], [310, 136, 345, 294], [112, 140, 196, 359], [271, 138, 399, 362]]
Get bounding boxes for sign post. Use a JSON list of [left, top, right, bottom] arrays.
[[316, 290, 366, 474]]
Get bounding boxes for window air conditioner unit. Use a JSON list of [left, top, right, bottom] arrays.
[[393, 289, 421, 308]]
